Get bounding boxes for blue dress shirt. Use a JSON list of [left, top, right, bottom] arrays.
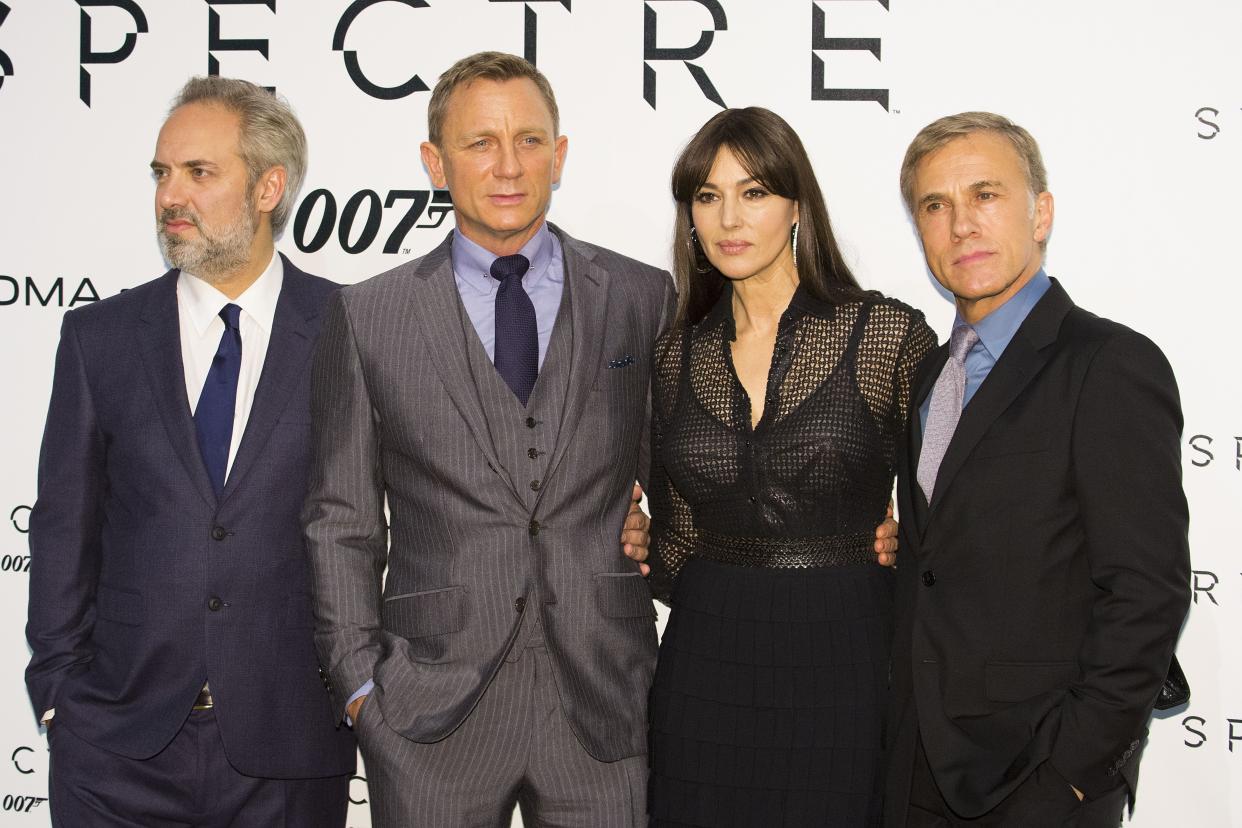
[[919, 269, 1052, 431], [451, 223, 565, 368]]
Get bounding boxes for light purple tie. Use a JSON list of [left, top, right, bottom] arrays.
[[917, 324, 979, 501]]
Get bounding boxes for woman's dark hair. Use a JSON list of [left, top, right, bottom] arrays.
[[671, 107, 863, 325]]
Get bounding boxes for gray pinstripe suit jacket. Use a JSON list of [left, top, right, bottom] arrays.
[[304, 225, 675, 762]]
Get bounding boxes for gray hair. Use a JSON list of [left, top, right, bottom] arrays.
[[899, 111, 1048, 215], [171, 76, 308, 235]]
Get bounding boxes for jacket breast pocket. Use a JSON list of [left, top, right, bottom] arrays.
[[971, 432, 1053, 460], [595, 572, 655, 619], [592, 350, 645, 396], [382, 586, 469, 639], [96, 584, 144, 627], [985, 660, 1077, 703]]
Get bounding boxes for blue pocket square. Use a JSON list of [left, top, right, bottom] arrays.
[[606, 355, 635, 369]]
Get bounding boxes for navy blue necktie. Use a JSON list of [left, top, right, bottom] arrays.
[[195, 303, 242, 497], [492, 254, 538, 405]]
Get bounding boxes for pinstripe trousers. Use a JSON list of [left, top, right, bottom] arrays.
[[355, 636, 647, 828]]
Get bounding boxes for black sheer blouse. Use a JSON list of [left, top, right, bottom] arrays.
[[647, 284, 936, 603]]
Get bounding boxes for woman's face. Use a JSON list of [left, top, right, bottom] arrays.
[[690, 146, 799, 284]]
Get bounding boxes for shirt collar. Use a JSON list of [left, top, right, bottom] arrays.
[[451, 223, 559, 297], [955, 268, 1051, 362], [700, 280, 833, 342], [177, 250, 284, 336]]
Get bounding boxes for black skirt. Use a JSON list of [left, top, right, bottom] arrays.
[[648, 557, 895, 827]]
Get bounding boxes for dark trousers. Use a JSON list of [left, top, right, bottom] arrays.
[[49, 708, 349, 827], [905, 738, 1126, 828]]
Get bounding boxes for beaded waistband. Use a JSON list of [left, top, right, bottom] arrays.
[[696, 530, 875, 569]]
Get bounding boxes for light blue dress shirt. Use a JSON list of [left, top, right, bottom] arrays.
[[919, 269, 1052, 431], [451, 222, 565, 368]]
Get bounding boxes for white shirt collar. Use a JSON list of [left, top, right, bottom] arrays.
[[177, 251, 284, 336]]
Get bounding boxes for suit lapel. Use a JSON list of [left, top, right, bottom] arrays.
[[538, 228, 610, 500], [404, 233, 513, 495], [906, 344, 945, 538], [137, 270, 217, 508], [221, 255, 317, 502], [909, 345, 945, 478], [928, 281, 1074, 511]]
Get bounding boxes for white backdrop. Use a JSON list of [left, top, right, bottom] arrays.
[[0, 1, 1238, 825]]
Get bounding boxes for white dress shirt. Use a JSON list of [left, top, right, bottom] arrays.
[[178, 251, 284, 479]]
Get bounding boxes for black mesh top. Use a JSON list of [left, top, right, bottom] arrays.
[[647, 283, 937, 604]]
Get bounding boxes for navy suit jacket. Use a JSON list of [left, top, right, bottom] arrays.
[[25, 255, 355, 779]]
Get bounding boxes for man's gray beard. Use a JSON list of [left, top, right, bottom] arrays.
[[158, 204, 259, 284]]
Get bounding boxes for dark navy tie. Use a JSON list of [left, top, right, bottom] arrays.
[[195, 303, 242, 497], [492, 254, 538, 405]]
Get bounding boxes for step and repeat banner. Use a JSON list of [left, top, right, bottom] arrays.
[[0, 1, 1238, 825]]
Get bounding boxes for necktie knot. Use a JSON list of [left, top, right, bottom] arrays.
[[949, 324, 979, 363], [219, 303, 242, 331], [491, 254, 531, 283]]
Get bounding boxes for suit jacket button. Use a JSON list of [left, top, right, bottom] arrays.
[[514, 597, 527, 613], [529, 480, 541, 491], [211, 526, 227, 541], [528, 448, 539, 459], [921, 570, 936, 587], [525, 417, 537, 428], [207, 596, 224, 611], [529, 520, 540, 536]]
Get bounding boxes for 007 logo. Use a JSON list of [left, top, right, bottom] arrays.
[[292, 189, 453, 256]]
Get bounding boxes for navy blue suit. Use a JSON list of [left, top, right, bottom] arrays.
[[26, 256, 354, 822]]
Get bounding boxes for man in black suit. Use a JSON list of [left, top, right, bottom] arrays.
[[884, 112, 1191, 827], [25, 76, 354, 826]]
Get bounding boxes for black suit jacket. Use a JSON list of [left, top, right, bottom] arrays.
[[25, 255, 355, 779], [884, 280, 1190, 821]]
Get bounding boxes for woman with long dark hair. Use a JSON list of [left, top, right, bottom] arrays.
[[646, 107, 936, 826]]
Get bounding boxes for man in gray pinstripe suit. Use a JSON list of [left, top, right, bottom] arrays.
[[303, 52, 669, 826]]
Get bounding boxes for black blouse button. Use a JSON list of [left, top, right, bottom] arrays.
[[921, 570, 936, 587]]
